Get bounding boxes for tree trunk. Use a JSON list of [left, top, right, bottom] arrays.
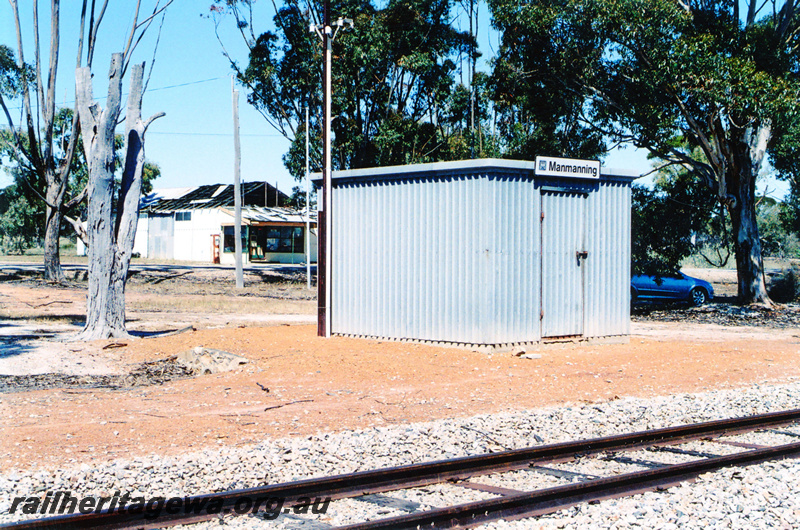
[[43, 188, 64, 282], [74, 57, 162, 341], [108, 62, 161, 338], [729, 179, 770, 304], [83, 164, 120, 338], [727, 123, 772, 306], [74, 54, 125, 340]]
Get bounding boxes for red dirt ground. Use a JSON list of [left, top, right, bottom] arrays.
[[3, 321, 800, 472]]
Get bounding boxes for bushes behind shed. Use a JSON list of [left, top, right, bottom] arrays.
[[768, 264, 800, 303]]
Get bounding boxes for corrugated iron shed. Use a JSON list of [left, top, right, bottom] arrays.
[[318, 158, 639, 349]]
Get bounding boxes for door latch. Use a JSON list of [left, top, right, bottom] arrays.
[[576, 250, 589, 259]]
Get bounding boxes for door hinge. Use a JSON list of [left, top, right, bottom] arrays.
[[540, 212, 545, 222], [540, 310, 544, 320]]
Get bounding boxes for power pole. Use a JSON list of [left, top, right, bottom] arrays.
[[311, 3, 353, 337], [232, 77, 244, 289], [305, 106, 312, 291]]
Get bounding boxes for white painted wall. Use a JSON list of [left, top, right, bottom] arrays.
[[173, 209, 226, 262], [132, 208, 317, 265], [132, 215, 149, 258]]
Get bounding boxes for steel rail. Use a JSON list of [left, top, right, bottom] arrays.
[[337, 440, 800, 529], [4, 408, 800, 530]]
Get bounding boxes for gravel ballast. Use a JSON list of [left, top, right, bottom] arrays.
[[3, 380, 800, 529]]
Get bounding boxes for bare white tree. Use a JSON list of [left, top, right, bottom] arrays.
[[73, 1, 170, 340]]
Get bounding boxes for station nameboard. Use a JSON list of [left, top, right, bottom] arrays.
[[535, 156, 600, 179]]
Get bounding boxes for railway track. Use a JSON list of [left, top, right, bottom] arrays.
[[4, 408, 800, 530]]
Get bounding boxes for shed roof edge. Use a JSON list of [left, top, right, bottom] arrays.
[[311, 158, 641, 184]]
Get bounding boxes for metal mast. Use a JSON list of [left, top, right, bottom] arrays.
[[311, 2, 352, 337]]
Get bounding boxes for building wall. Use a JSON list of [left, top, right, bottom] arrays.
[[129, 209, 319, 265], [485, 173, 541, 344], [219, 225, 317, 265], [132, 216, 149, 258], [174, 209, 225, 262], [583, 178, 631, 338], [333, 169, 544, 345], [330, 161, 633, 346], [147, 213, 175, 260]]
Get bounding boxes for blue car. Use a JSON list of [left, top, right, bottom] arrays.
[[631, 272, 714, 305]]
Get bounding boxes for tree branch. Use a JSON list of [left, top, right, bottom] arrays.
[[10, 0, 44, 175], [87, 0, 110, 68], [122, 0, 173, 75], [0, 93, 32, 167], [64, 215, 88, 245], [64, 184, 88, 210], [143, 111, 166, 131]]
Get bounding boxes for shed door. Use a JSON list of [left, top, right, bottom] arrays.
[[541, 190, 587, 338]]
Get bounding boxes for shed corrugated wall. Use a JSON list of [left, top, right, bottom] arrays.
[[330, 162, 632, 346], [583, 178, 631, 337]]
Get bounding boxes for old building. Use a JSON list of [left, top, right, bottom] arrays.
[[129, 182, 316, 265]]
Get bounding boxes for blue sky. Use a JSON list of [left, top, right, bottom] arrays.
[[1, 1, 295, 193], [0, 1, 787, 199]]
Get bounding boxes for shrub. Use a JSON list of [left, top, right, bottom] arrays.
[[768, 266, 799, 303]]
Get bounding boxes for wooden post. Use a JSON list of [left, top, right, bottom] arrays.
[[232, 77, 244, 289]]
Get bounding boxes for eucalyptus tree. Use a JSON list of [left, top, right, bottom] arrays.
[[1, 2, 93, 280], [210, 0, 478, 179], [489, 0, 800, 304]]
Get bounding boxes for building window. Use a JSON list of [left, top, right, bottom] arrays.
[[250, 226, 304, 257], [223, 226, 247, 253], [175, 211, 192, 222]]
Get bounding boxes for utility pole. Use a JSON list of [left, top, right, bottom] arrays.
[[232, 77, 244, 289], [311, 3, 353, 337], [305, 106, 312, 291], [468, 0, 476, 158]]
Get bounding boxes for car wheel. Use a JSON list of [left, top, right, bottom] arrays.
[[691, 287, 707, 306]]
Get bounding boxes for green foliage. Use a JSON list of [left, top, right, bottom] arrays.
[[780, 185, 800, 235], [771, 120, 800, 237], [1, 108, 84, 226], [0, 44, 32, 97], [488, 0, 606, 160], [140, 162, 160, 195], [1, 107, 160, 232], [758, 197, 800, 258], [632, 167, 727, 276], [286, 185, 316, 210], [489, 0, 800, 301], [213, 0, 497, 180], [0, 187, 40, 254], [488, 0, 800, 168]]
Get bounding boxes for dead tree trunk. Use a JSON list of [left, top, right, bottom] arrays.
[[74, 56, 163, 340]]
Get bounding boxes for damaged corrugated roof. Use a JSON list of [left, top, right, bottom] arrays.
[[221, 206, 316, 224], [141, 182, 290, 212]]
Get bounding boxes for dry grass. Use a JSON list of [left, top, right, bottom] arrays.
[[126, 292, 314, 315], [0, 261, 316, 324]]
